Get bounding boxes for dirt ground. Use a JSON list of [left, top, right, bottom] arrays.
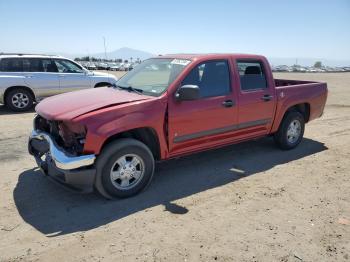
[[0, 72, 349, 262]]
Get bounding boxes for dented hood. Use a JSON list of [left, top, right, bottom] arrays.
[[35, 87, 151, 120]]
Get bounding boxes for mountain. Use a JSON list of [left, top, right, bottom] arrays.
[[58, 47, 154, 61], [91, 47, 154, 60]]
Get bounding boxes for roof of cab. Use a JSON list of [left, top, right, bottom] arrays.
[[154, 53, 267, 61]]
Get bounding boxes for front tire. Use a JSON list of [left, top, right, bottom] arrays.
[[274, 111, 305, 150], [95, 138, 155, 199], [5, 88, 34, 112]]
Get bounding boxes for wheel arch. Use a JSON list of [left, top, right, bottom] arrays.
[[272, 102, 310, 133], [100, 127, 161, 160], [94, 82, 113, 88], [285, 103, 310, 123], [3, 85, 36, 105]]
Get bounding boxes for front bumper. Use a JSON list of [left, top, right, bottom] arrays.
[[28, 130, 96, 193]]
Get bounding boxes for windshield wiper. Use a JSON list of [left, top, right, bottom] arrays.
[[116, 85, 143, 95]]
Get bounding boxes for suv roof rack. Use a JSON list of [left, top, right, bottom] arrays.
[[0, 53, 60, 56]]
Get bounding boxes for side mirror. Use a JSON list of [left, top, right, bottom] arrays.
[[175, 85, 200, 101]]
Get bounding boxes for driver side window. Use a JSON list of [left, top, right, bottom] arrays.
[[182, 60, 231, 98], [54, 59, 84, 73]]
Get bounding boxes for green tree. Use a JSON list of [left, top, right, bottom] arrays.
[[314, 61, 322, 68]]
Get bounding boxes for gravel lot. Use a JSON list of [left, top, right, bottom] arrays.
[[0, 72, 349, 262]]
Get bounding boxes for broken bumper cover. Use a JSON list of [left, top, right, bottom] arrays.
[[28, 130, 96, 193]]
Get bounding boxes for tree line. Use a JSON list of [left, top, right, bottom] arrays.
[[74, 56, 141, 63]]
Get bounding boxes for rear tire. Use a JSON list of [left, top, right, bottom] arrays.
[[5, 88, 34, 112], [95, 138, 155, 199], [274, 111, 305, 150]]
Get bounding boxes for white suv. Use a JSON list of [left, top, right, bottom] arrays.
[[0, 54, 118, 111]]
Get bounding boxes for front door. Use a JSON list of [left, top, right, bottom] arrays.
[[168, 59, 238, 156], [53, 59, 91, 93]]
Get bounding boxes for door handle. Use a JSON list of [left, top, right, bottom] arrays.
[[25, 75, 34, 78], [58, 74, 65, 77], [261, 94, 273, 101], [222, 100, 234, 107]]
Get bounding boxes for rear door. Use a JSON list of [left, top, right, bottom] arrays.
[[53, 59, 91, 93], [168, 59, 238, 155], [22, 58, 60, 98], [235, 60, 276, 136]]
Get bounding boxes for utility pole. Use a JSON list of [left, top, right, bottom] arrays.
[[103, 37, 107, 61]]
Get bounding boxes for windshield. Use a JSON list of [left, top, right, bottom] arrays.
[[116, 58, 191, 96]]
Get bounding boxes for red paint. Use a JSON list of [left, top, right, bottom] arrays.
[[35, 54, 328, 159], [35, 87, 151, 121]]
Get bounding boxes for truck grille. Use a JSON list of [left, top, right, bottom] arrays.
[[34, 115, 60, 140]]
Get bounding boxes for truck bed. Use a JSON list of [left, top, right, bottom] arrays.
[[275, 79, 320, 87], [271, 79, 328, 133]]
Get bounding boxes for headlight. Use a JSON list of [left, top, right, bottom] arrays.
[[59, 121, 86, 136], [58, 122, 87, 153]]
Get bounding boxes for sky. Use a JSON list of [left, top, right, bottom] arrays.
[[0, 0, 349, 61]]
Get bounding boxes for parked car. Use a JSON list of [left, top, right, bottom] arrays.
[[85, 62, 97, 71], [96, 62, 108, 70], [273, 65, 293, 72], [109, 64, 120, 71], [127, 63, 135, 71], [28, 54, 328, 198], [109, 63, 121, 71], [118, 63, 126, 71], [123, 63, 131, 71], [0, 54, 118, 111]]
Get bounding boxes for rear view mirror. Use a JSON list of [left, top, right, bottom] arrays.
[[175, 85, 200, 101]]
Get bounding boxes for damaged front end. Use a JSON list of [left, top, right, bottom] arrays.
[[28, 115, 96, 192], [33, 115, 87, 155]]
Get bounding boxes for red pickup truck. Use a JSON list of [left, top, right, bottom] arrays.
[[28, 54, 327, 198]]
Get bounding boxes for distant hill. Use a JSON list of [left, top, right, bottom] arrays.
[[92, 47, 154, 60], [58, 47, 154, 61]]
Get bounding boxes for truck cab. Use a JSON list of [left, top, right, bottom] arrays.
[[166, 54, 277, 156]]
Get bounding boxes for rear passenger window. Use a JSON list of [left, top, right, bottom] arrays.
[[23, 59, 43, 72], [182, 60, 230, 98], [237, 61, 267, 91]]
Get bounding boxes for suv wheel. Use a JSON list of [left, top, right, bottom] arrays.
[[6, 88, 34, 112], [95, 138, 155, 199], [274, 111, 305, 150]]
